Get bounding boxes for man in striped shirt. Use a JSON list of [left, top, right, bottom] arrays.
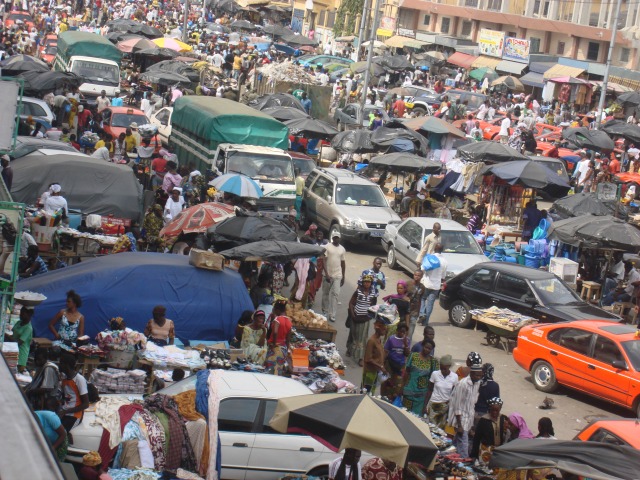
[[447, 363, 483, 458]]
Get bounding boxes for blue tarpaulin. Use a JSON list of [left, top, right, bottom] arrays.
[[21, 252, 253, 342]]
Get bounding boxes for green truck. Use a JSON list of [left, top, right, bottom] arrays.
[[54, 31, 122, 101], [169, 97, 296, 218]]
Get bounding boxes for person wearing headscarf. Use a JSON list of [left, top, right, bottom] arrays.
[[78, 450, 107, 480], [141, 204, 164, 251], [347, 273, 377, 366], [241, 310, 268, 364], [507, 413, 535, 440], [264, 298, 292, 376], [382, 280, 410, 324], [402, 338, 438, 415], [471, 397, 508, 465], [475, 363, 500, 419], [382, 322, 410, 398], [163, 186, 185, 224], [182, 170, 206, 206], [43, 184, 68, 216], [456, 351, 482, 379]]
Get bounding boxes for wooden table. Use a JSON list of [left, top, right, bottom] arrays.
[[500, 231, 523, 243]]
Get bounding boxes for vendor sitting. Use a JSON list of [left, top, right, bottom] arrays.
[[19, 245, 49, 278], [144, 305, 175, 346]]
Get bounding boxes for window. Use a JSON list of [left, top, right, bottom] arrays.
[[398, 220, 422, 247], [423, 14, 431, 26], [305, 171, 318, 188], [621, 340, 640, 371], [464, 0, 478, 7], [311, 176, 333, 200], [592, 335, 625, 366], [548, 328, 593, 356], [620, 47, 630, 63], [318, 10, 326, 26], [463, 268, 496, 291], [23, 102, 47, 118], [218, 398, 260, 433], [461, 20, 472, 37], [335, 184, 387, 207], [327, 10, 336, 28], [529, 37, 541, 53], [587, 41, 600, 61], [530, 277, 581, 305], [557, 42, 565, 55], [487, 0, 502, 10], [343, 105, 356, 118], [441, 17, 450, 34], [156, 109, 170, 125], [261, 400, 279, 434], [588, 428, 629, 447], [507, 32, 517, 38], [494, 274, 534, 301]]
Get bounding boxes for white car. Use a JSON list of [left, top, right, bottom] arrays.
[[19, 96, 55, 125], [382, 217, 489, 280], [68, 371, 340, 479], [150, 106, 172, 146]]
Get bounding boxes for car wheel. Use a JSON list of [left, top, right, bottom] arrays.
[[329, 224, 341, 241], [635, 397, 640, 419], [531, 360, 558, 393], [307, 466, 329, 480], [412, 106, 426, 115], [387, 246, 398, 269], [448, 300, 472, 328]]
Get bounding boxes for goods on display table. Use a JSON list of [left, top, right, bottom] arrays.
[[470, 306, 538, 353], [2, 342, 19, 374], [138, 343, 207, 370], [287, 303, 337, 343], [90, 368, 147, 394], [97, 327, 147, 369], [292, 366, 356, 393]]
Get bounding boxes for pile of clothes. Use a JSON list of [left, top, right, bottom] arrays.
[[293, 367, 357, 394], [139, 344, 206, 370], [97, 328, 147, 351]]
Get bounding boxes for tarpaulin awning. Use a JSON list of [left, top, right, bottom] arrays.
[[405, 39, 431, 49], [385, 35, 418, 48], [471, 55, 501, 69], [447, 51, 477, 69], [520, 71, 545, 88], [528, 61, 555, 74], [496, 60, 527, 75], [543, 63, 585, 79], [590, 80, 633, 93]]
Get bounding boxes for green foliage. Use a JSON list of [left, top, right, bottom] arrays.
[[333, 0, 364, 37]]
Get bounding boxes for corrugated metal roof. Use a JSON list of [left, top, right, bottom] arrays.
[[496, 60, 527, 75], [528, 62, 556, 74]]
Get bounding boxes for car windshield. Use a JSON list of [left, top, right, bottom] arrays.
[[227, 152, 294, 183], [10, 14, 31, 21], [45, 46, 57, 55], [159, 374, 197, 395], [293, 158, 315, 176], [420, 229, 483, 254], [112, 114, 148, 128], [335, 184, 387, 207], [530, 277, 581, 305], [621, 340, 640, 371], [71, 60, 119, 86]]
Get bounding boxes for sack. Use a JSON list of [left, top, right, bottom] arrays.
[[422, 254, 441, 271]]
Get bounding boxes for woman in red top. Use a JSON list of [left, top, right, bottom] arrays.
[[264, 299, 292, 376]]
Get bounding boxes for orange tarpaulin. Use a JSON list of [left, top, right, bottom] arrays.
[[615, 173, 640, 184]]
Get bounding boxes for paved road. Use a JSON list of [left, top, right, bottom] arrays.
[[318, 241, 629, 441]]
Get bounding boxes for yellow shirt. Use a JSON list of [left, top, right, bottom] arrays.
[[59, 22, 68, 33], [295, 176, 305, 196], [124, 135, 137, 152], [233, 56, 242, 70], [94, 139, 105, 150]]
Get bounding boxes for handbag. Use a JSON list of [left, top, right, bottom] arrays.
[[345, 312, 352, 329]]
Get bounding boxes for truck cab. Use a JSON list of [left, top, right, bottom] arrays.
[[65, 55, 121, 99], [214, 144, 296, 218]]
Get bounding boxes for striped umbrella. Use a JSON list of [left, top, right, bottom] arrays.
[[208, 173, 263, 198], [159, 202, 235, 240], [269, 394, 438, 467]]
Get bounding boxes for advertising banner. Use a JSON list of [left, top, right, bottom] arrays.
[[503, 37, 530, 63], [478, 28, 505, 58]]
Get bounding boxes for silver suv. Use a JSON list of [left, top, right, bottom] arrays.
[[301, 168, 401, 243]]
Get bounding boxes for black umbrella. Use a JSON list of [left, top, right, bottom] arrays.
[[285, 118, 339, 139], [216, 0, 240, 14], [219, 240, 326, 263], [370, 152, 442, 172], [263, 24, 293, 37], [458, 141, 528, 163], [281, 33, 317, 46], [140, 70, 190, 85], [551, 192, 615, 218], [206, 23, 230, 34], [562, 127, 615, 152], [148, 60, 200, 83], [491, 439, 640, 480], [331, 130, 375, 153], [17, 71, 82, 95], [548, 214, 640, 249], [230, 19, 255, 30], [135, 47, 179, 59], [207, 213, 297, 249], [107, 19, 163, 38], [350, 60, 386, 77], [379, 55, 414, 71], [250, 93, 305, 112], [601, 119, 640, 144], [482, 160, 571, 198], [0, 54, 49, 76], [106, 32, 144, 43], [262, 106, 310, 122], [371, 122, 429, 156], [616, 91, 640, 107]]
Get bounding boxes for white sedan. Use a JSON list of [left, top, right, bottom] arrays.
[[68, 371, 341, 479]]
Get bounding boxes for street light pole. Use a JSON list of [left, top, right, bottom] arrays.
[[359, 0, 382, 114], [182, 0, 190, 44], [357, 0, 372, 61], [595, 0, 623, 129]]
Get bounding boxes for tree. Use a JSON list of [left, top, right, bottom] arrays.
[[333, 0, 364, 38]]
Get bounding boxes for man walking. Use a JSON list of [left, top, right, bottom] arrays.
[[416, 222, 441, 264], [447, 363, 483, 458], [322, 231, 346, 323], [420, 243, 448, 325]]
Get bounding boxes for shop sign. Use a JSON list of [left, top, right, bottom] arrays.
[[380, 16, 396, 32], [397, 28, 415, 38], [478, 28, 505, 58], [503, 37, 530, 63]]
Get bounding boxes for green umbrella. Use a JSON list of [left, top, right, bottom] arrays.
[[469, 67, 497, 82]]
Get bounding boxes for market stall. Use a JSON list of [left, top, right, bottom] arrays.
[[470, 306, 538, 353]]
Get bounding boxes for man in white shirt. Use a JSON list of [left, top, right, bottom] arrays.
[[328, 448, 361, 480], [416, 222, 441, 264], [476, 100, 489, 121], [420, 243, 448, 325], [211, 51, 224, 68], [163, 187, 185, 224], [43, 184, 68, 216], [447, 364, 482, 458], [572, 151, 590, 192], [91, 141, 111, 162], [322, 231, 346, 323], [602, 261, 640, 306], [498, 113, 511, 143], [96, 90, 110, 113]]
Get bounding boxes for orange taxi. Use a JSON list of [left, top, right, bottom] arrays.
[[576, 419, 640, 449], [5, 10, 35, 30], [513, 320, 640, 417], [101, 106, 160, 150]]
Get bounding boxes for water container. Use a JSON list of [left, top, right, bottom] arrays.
[[517, 254, 526, 265], [67, 209, 82, 230], [505, 256, 517, 263], [525, 254, 541, 269]]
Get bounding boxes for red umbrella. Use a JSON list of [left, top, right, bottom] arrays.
[[159, 202, 236, 240]]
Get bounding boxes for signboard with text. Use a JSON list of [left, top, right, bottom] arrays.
[[478, 28, 505, 58], [503, 37, 530, 63], [380, 16, 396, 32], [397, 28, 415, 38]]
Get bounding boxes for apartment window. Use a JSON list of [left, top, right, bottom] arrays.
[[423, 14, 431, 26], [530, 37, 541, 53], [464, 0, 479, 7], [587, 41, 600, 61], [487, 0, 502, 10], [461, 20, 472, 36], [441, 17, 450, 34], [318, 10, 326, 26], [557, 42, 565, 55], [620, 47, 630, 63], [507, 31, 517, 38]]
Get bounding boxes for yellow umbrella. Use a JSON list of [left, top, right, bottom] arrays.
[[152, 37, 193, 52]]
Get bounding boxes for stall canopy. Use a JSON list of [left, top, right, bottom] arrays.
[[519, 71, 545, 88], [23, 253, 253, 342], [496, 60, 527, 75], [11, 153, 143, 220], [543, 63, 585, 79], [384, 35, 417, 49], [447, 52, 477, 69], [471, 55, 501, 69]]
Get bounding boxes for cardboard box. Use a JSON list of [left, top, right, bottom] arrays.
[[189, 249, 224, 271], [294, 325, 337, 343]]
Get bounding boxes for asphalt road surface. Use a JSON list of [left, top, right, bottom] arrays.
[[315, 241, 630, 440]]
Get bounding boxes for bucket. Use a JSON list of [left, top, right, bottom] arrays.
[[517, 254, 526, 265], [505, 256, 517, 263], [67, 209, 82, 230], [525, 254, 541, 269]]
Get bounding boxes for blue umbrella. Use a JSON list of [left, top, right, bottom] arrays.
[[209, 173, 263, 198]]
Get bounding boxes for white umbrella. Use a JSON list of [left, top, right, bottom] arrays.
[[361, 40, 387, 48], [209, 173, 263, 198]]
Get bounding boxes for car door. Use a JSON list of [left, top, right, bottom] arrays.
[[491, 273, 537, 317], [459, 267, 496, 310], [546, 327, 595, 390], [309, 176, 334, 230], [342, 105, 358, 125], [588, 335, 631, 406], [153, 108, 171, 143], [247, 399, 328, 479], [394, 220, 421, 270], [218, 397, 261, 480]]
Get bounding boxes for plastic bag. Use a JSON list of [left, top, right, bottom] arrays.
[[421, 254, 441, 271], [532, 218, 549, 240], [392, 395, 403, 408]]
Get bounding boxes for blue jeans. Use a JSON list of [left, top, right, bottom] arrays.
[[453, 430, 469, 458], [420, 288, 439, 324], [602, 291, 630, 307]]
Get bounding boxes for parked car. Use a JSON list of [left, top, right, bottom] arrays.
[[5, 10, 35, 29], [382, 218, 488, 280], [19, 96, 55, 125], [10, 136, 77, 160], [334, 103, 390, 130], [301, 167, 401, 243], [68, 371, 345, 479], [439, 263, 620, 328], [102, 106, 160, 150], [513, 320, 640, 416], [149, 106, 172, 145], [575, 419, 640, 449]]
